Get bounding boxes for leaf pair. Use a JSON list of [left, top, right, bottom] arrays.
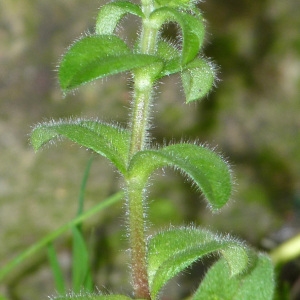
[[31, 119, 232, 211], [59, 1, 215, 103], [52, 227, 274, 299]]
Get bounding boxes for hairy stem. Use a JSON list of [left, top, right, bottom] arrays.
[[127, 181, 150, 299], [129, 73, 153, 157], [126, 0, 158, 298]]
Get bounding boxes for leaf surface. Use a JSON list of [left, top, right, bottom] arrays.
[[155, 42, 216, 101], [193, 252, 274, 300], [31, 119, 130, 174], [128, 143, 232, 211], [58, 35, 162, 93], [147, 227, 248, 299], [150, 7, 204, 64], [156, 40, 181, 76], [96, 1, 144, 35], [181, 58, 216, 102]]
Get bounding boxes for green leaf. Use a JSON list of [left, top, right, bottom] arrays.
[[31, 119, 130, 174], [147, 227, 249, 299], [47, 243, 66, 294], [59, 35, 128, 92], [71, 158, 94, 292], [58, 35, 163, 93], [193, 252, 275, 300], [150, 7, 204, 64], [181, 58, 216, 102], [72, 227, 93, 293], [128, 143, 232, 211], [155, 42, 216, 102], [96, 1, 144, 35], [156, 40, 181, 76]]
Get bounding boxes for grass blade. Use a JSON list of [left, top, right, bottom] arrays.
[[0, 192, 124, 282], [47, 243, 66, 294]]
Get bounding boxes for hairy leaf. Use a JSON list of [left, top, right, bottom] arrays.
[[147, 227, 248, 299], [155, 43, 216, 101], [127, 143, 232, 211], [156, 40, 181, 76], [182, 57, 216, 102], [193, 252, 274, 300], [96, 1, 144, 35], [150, 7, 204, 65], [58, 35, 162, 93], [31, 119, 130, 174]]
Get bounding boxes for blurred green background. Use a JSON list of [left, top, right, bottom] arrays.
[[0, 0, 299, 299]]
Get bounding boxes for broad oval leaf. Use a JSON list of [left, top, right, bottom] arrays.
[[147, 227, 249, 299], [58, 35, 163, 93], [127, 143, 232, 211], [96, 1, 144, 35], [193, 252, 275, 300], [181, 57, 216, 103], [150, 7, 205, 64], [31, 119, 130, 174]]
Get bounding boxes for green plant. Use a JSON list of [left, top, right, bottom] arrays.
[[22, 0, 276, 298]]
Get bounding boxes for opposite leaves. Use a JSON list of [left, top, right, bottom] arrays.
[[31, 121, 232, 211], [58, 1, 215, 103]]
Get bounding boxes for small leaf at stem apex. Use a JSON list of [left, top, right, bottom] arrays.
[[96, 1, 144, 35], [149, 7, 205, 64]]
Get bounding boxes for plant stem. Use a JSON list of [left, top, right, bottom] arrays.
[[126, 0, 158, 298], [129, 73, 153, 157], [128, 0, 157, 157], [127, 181, 150, 299]]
